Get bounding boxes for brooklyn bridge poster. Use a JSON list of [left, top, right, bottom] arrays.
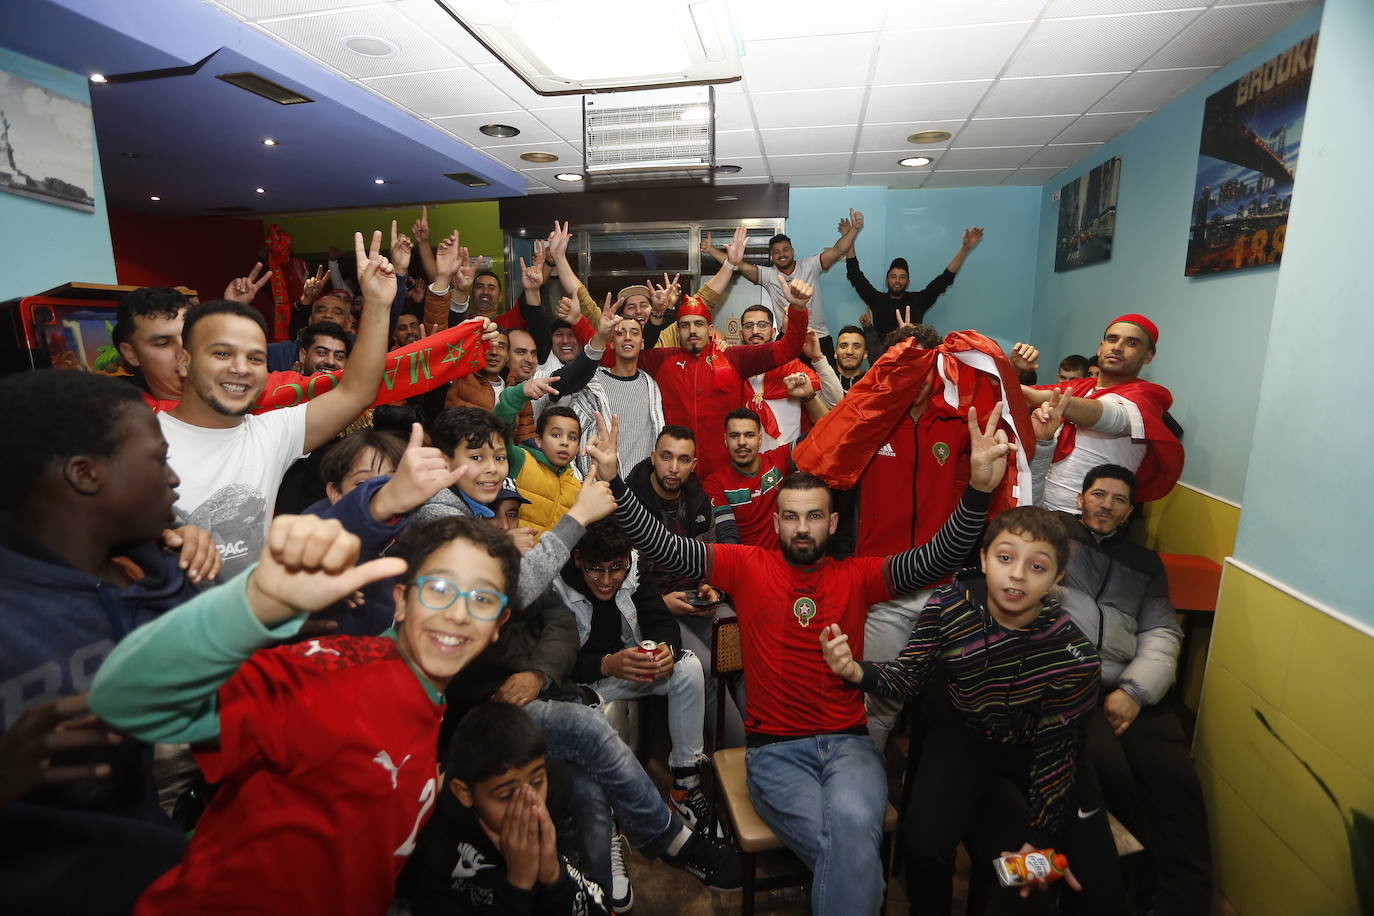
[[1185, 33, 1317, 276]]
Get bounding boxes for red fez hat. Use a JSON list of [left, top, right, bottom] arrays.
[[1107, 313, 1159, 347], [678, 295, 710, 320]]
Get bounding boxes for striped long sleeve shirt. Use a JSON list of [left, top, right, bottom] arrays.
[[860, 575, 1100, 838]]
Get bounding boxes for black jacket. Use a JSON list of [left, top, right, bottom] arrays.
[[624, 457, 715, 593]]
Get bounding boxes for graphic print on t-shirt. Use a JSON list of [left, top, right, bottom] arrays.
[[175, 482, 268, 579]]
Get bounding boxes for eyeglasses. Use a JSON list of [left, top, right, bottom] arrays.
[[741, 320, 774, 331], [409, 576, 508, 619], [581, 562, 630, 579]]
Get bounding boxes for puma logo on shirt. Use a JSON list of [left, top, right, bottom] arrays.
[[372, 750, 412, 789]]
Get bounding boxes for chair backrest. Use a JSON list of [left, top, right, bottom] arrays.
[[711, 615, 742, 678]]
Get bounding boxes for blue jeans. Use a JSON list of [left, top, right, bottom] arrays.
[[587, 650, 705, 770], [523, 699, 683, 858], [746, 734, 888, 916], [559, 762, 613, 894]]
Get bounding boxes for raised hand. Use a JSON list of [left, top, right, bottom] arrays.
[[568, 462, 617, 526], [161, 524, 222, 584], [477, 317, 500, 344], [781, 276, 813, 310], [245, 515, 408, 627], [1009, 342, 1040, 373], [820, 624, 862, 683], [725, 225, 748, 266], [0, 693, 123, 808], [301, 264, 329, 306], [371, 423, 472, 519], [850, 208, 865, 232], [507, 526, 536, 555], [548, 220, 572, 262], [837, 217, 852, 235], [454, 247, 474, 294], [389, 219, 414, 274], [963, 226, 985, 249], [519, 256, 543, 295], [1030, 390, 1068, 442], [699, 231, 713, 255], [594, 294, 625, 344], [802, 328, 822, 362], [522, 376, 561, 401], [411, 205, 430, 243], [223, 262, 272, 304], [532, 238, 549, 267], [784, 371, 816, 400], [555, 295, 578, 323], [434, 230, 461, 281], [583, 411, 621, 481], [967, 403, 1016, 493], [354, 229, 397, 306], [859, 309, 872, 329], [895, 304, 914, 329]]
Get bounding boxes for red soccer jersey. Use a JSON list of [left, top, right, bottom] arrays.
[[136, 636, 444, 916], [705, 546, 893, 737], [703, 445, 793, 549]]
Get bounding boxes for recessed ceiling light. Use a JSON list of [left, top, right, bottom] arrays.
[[373, 178, 386, 185], [149, 195, 160, 201], [554, 173, 584, 182], [907, 130, 952, 145], [899, 156, 933, 168], [342, 35, 397, 58], [713, 164, 742, 174], [521, 151, 559, 163], [480, 124, 521, 138], [262, 138, 277, 146], [89, 73, 107, 83], [255, 187, 266, 194], [679, 105, 710, 122]]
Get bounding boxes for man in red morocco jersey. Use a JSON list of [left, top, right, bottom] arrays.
[[584, 409, 1015, 916], [704, 407, 795, 549], [88, 508, 526, 915]]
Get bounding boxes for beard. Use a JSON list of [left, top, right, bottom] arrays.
[[779, 534, 825, 565], [191, 374, 260, 418]]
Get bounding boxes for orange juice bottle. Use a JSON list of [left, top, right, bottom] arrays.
[[992, 848, 1069, 887]]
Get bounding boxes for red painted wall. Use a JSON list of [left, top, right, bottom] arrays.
[[108, 208, 270, 315]]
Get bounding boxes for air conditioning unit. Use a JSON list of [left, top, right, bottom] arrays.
[[583, 86, 715, 177]]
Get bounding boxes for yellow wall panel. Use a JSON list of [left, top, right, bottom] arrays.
[[1139, 483, 1241, 565], [1207, 564, 1298, 708], [1194, 663, 1278, 806], [1281, 607, 1374, 783]]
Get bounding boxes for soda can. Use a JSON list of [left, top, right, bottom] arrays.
[[638, 640, 658, 655]]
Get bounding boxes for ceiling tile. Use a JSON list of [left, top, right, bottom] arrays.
[[1051, 111, 1146, 143], [1005, 9, 1200, 76], [476, 141, 581, 170], [474, 62, 559, 111], [753, 88, 865, 129], [360, 68, 513, 119], [1043, 0, 1205, 16], [741, 33, 878, 92], [858, 120, 966, 150], [785, 174, 852, 187], [1005, 167, 1067, 184], [852, 148, 947, 171], [953, 115, 1077, 146], [1090, 66, 1215, 112], [388, 0, 504, 66], [1145, 2, 1318, 69], [760, 125, 859, 156], [712, 88, 757, 132], [875, 22, 1035, 83], [977, 73, 1128, 118], [885, 1, 1047, 30], [715, 129, 763, 158], [432, 110, 561, 148], [848, 170, 932, 188], [924, 169, 1018, 188], [1021, 142, 1101, 168], [526, 105, 584, 142], [258, 6, 463, 78], [729, 0, 888, 41], [766, 153, 855, 175], [938, 146, 1041, 169], [864, 81, 993, 123], [223, 0, 377, 19]]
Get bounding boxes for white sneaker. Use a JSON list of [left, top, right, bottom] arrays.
[[608, 833, 633, 913]]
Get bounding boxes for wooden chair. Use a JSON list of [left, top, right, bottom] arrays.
[[708, 615, 900, 916]]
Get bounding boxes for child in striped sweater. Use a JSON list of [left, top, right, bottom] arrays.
[[821, 506, 1122, 913]]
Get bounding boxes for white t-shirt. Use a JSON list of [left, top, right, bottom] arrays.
[[1041, 393, 1147, 513], [159, 406, 309, 580], [756, 253, 829, 337]]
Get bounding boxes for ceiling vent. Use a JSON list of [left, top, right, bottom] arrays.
[[583, 86, 714, 177], [445, 171, 492, 188], [216, 72, 314, 105]]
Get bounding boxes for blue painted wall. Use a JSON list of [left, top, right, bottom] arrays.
[[1234, 0, 1369, 623], [0, 46, 115, 302], [1029, 9, 1322, 503], [788, 184, 1040, 348]]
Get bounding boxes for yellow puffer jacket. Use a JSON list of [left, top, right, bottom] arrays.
[[515, 449, 582, 538]]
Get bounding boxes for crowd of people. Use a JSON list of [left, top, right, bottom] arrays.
[[0, 204, 1208, 916]]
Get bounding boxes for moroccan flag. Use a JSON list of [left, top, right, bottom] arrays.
[[793, 330, 1033, 512], [265, 223, 294, 341], [144, 319, 489, 414]]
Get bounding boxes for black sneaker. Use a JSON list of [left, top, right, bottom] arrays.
[[660, 831, 742, 892]]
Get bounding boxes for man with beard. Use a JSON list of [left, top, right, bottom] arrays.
[[833, 325, 868, 391], [444, 328, 510, 413], [585, 409, 1012, 916], [392, 311, 423, 348], [295, 321, 350, 375], [737, 305, 840, 449], [157, 231, 403, 580], [703, 408, 794, 550], [423, 231, 536, 332], [846, 220, 985, 355]]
